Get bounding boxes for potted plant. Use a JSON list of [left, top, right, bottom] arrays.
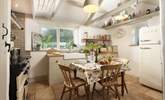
[[83, 43, 101, 63]]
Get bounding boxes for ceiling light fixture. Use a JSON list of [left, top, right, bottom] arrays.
[[83, 4, 98, 13], [83, 0, 98, 13]]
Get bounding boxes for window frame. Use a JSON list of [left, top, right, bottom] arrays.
[[59, 28, 74, 49], [40, 27, 58, 50], [39, 27, 75, 50]]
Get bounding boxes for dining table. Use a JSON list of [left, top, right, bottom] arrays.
[[69, 58, 130, 99]]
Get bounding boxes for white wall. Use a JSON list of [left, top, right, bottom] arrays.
[[78, 26, 108, 46], [111, 26, 140, 77], [25, 18, 108, 50], [25, 18, 108, 78], [111, 16, 160, 77], [160, 0, 165, 98], [30, 52, 49, 78]]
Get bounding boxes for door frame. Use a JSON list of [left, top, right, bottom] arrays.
[[160, 0, 165, 100]]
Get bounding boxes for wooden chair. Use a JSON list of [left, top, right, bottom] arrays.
[[118, 59, 129, 96], [112, 58, 129, 96], [59, 64, 89, 100], [92, 64, 122, 100]]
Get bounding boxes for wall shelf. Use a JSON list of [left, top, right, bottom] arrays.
[[82, 38, 111, 41], [129, 44, 139, 46], [104, 11, 159, 30], [87, 0, 137, 25]]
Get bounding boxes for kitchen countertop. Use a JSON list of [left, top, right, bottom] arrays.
[[47, 53, 64, 57]]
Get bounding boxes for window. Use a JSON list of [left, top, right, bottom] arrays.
[[60, 29, 74, 49], [41, 28, 57, 49], [32, 27, 74, 51]]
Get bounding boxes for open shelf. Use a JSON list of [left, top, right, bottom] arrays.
[[88, 0, 136, 25], [104, 11, 159, 30], [129, 44, 139, 46], [82, 38, 111, 41]]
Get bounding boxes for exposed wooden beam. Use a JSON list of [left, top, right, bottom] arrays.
[[83, 0, 104, 25], [85, 0, 137, 25]]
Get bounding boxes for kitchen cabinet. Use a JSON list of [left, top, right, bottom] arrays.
[[48, 55, 86, 85], [139, 45, 162, 90], [49, 57, 64, 85]]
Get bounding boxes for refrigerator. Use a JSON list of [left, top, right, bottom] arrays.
[[139, 25, 163, 91]]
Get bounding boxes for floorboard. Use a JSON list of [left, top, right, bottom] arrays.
[[28, 75, 162, 100]]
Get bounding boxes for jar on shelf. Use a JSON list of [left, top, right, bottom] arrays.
[[83, 32, 88, 39]]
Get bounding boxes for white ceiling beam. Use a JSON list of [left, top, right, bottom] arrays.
[[42, 0, 46, 9], [45, 0, 51, 10], [85, 0, 137, 25], [32, 0, 38, 19], [83, 0, 104, 25], [51, 0, 62, 19]]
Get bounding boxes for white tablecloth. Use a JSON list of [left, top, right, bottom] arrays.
[[71, 59, 130, 84]]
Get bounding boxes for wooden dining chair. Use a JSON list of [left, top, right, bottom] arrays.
[[118, 59, 129, 96], [92, 64, 122, 100], [112, 58, 129, 96], [59, 64, 89, 100]]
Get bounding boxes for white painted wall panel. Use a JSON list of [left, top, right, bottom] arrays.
[[0, 0, 11, 100]]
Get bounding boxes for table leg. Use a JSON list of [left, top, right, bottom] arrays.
[[121, 71, 125, 96], [74, 70, 77, 78]]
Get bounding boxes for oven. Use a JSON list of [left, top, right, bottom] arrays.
[[16, 62, 30, 100], [9, 56, 31, 100]]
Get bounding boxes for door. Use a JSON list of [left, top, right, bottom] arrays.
[[0, 0, 11, 100], [139, 26, 160, 45], [139, 45, 162, 90]]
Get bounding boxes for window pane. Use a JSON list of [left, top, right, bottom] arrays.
[[60, 29, 74, 49], [41, 28, 57, 49], [32, 27, 57, 51]]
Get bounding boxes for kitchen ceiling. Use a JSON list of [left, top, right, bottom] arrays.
[[12, 0, 32, 14], [12, 0, 159, 27]]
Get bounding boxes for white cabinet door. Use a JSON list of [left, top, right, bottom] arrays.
[[139, 26, 160, 44], [139, 45, 162, 90], [49, 57, 64, 85]]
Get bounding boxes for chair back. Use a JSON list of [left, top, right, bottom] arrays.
[[100, 64, 122, 85], [59, 64, 74, 87]]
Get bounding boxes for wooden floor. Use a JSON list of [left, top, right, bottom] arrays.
[[28, 75, 162, 100]]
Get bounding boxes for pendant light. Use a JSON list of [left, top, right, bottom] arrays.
[[83, 0, 99, 13]]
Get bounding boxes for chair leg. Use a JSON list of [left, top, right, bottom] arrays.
[[114, 85, 120, 100], [69, 90, 72, 100], [84, 85, 89, 100], [124, 81, 128, 94], [103, 87, 106, 100], [92, 83, 96, 100], [60, 85, 66, 100], [121, 72, 125, 96], [75, 88, 79, 96]]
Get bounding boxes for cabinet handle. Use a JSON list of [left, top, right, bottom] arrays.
[[140, 47, 151, 49], [5, 41, 10, 52], [140, 40, 151, 42], [2, 23, 8, 39], [55, 60, 59, 63]]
